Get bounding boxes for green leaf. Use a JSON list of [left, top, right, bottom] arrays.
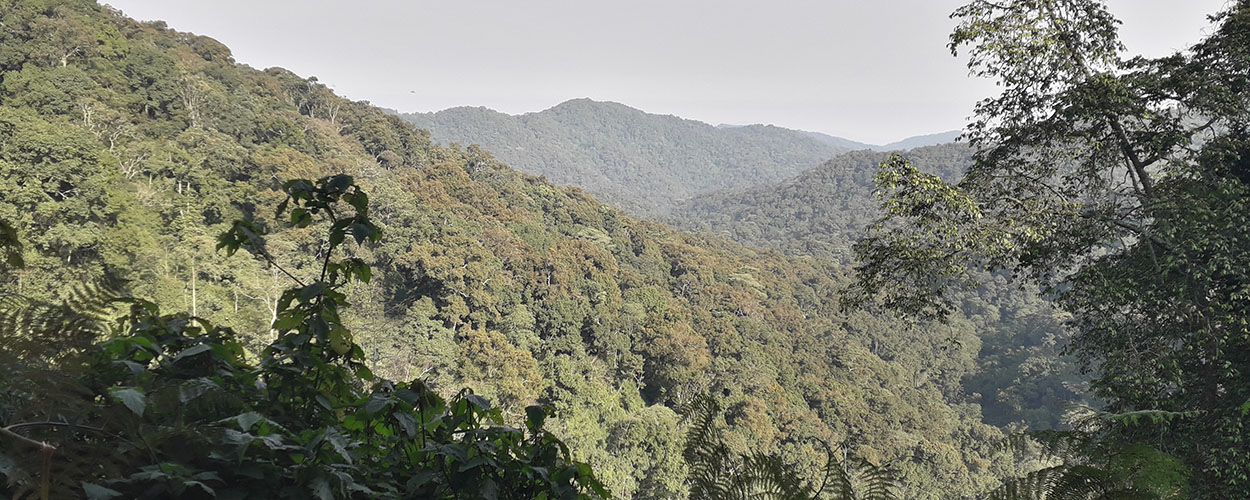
[[171, 344, 212, 362], [111, 387, 146, 417], [310, 476, 333, 500], [363, 395, 390, 415], [236, 411, 264, 432], [299, 283, 326, 303], [526, 405, 548, 433], [394, 412, 418, 438], [179, 378, 219, 403], [83, 483, 122, 500]]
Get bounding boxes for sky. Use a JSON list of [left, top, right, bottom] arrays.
[[103, 0, 1229, 145]]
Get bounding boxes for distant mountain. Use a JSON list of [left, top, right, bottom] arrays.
[[796, 130, 878, 151], [876, 130, 963, 151], [400, 100, 854, 216], [671, 143, 973, 262], [722, 125, 961, 152]]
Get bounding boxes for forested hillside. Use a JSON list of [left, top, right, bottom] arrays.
[[0, 1, 1022, 498], [670, 144, 1085, 430], [400, 100, 851, 216], [672, 144, 972, 262]]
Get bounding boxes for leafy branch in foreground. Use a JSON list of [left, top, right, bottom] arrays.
[[1, 175, 608, 500], [982, 408, 1192, 500], [682, 396, 898, 500]]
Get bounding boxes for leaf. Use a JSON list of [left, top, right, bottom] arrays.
[[362, 395, 390, 415], [83, 483, 122, 500], [273, 311, 304, 331], [526, 405, 548, 433], [479, 478, 499, 500], [179, 378, 220, 403], [405, 470, 437, 491], [171, 343, 213, 362], [464, 393, 491, 411], [299, 282, 326, 303], [0, 453, 15, 476], [345, 190, 368, 213], [310, 476, 333, 500], [394, 412, 418, 438], [111, 387, 146, 417], [236, 411, 264, 432]]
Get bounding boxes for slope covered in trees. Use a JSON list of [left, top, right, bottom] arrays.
[[672, 144, 972, 262], [0, 1, 1023, 498], [400, 100, 852, 216], [669, 144, 1085, 430]]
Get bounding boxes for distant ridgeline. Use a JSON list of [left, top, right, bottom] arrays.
[[401, 102, 961, 218], [0, 0, 1048, 498], [400, 101, 855, 216], [671, 145, 972, 263]]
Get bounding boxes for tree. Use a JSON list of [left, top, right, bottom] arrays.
[[853, 1, 1250, 496], [0, 175, 609, 500]]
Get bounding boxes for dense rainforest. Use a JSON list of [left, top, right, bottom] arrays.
[[0, 0, 1020, 498], [2, 0, 1249, 499], [669, 144, 1086, 430]]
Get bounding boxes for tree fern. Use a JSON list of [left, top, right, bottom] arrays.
[[682, 395, 899, 500], [0, 277, 123, 361], [980, 408, 1192, 500]]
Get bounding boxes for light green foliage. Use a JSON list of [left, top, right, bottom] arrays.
[[1, 175, 609, 499]]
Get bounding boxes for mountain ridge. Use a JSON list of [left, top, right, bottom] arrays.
[[401, 99, 855, 216]]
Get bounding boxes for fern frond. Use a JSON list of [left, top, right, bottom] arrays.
[[853, 457, 899, 500], [0, 277, 123, 362], [984, 464, 1065, 500], [814, 443, 855, 500]]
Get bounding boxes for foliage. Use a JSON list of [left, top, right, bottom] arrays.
[[982, 408, 1191, 500], [853, 0, 1250, 496], [673, 144, 972, 263], [672, 144, 1087, 429], [682, 396, 898, 500], [0, 175, 608, 499], [0, 1, 1025, 497]]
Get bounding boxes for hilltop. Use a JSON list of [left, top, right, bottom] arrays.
[[401, 99, 853, 215]]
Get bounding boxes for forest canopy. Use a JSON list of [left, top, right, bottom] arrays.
[[0, 0, 1247, 499]]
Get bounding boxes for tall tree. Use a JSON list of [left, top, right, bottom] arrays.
[[853, 0, 1250, 496]]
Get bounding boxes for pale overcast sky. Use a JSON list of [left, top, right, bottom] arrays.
[[104, 0, 1228, 145]]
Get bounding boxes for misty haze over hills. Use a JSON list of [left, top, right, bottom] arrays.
[[401, 99, 961, 216], [717, 123, 962, 151]]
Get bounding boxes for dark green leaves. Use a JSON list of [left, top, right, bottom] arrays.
[[110, 387, 146, 417], [82, 483, 122, 500], [0, 220, 23, 268]]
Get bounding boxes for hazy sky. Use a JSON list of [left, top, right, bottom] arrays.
[[104, 0, 1228, 144]]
